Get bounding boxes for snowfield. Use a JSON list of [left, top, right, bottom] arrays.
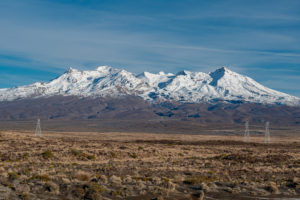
[[0, 66, 299, 106]]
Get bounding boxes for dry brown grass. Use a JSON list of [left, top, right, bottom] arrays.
[[0, 130, 299, 199], [75, 171, 90, 182]]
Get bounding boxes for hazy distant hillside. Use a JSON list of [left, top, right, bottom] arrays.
[[0, 96, 299, 128]]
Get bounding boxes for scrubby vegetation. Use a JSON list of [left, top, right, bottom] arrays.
[[0, 131, 299, 199], [41, 150, 54, 159]]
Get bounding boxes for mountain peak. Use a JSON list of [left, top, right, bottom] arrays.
[[209, 67, 250, 88], [65, 67, 79, 74], [0, 66, 299, 106], [211, 66, 231, 74], [209, 67, 227, 85], [176, 70, 191, 76], [96, 66, 112, 71], [209, 66, 237, 80], [219, 66, 229, 71]]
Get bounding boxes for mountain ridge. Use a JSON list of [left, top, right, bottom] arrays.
[[0, 66, 299, 106]]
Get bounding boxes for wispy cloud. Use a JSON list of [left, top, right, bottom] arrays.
[[0, 0, 299, 96]]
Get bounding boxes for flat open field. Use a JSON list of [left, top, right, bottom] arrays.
[[0, 131, 299, 200]]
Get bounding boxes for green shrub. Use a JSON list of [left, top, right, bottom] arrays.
[[129, 153, 137, 159], [41, 150, 54, 159], [89, 183, 106, 193], [8, 172, 19, 180], [71, 149, 96, 160], [71, 149, 83, 156], [30, 174, 50, 182], [19, 193, 30, 200], [86, 154, 96, 160], [138, 146, 143, 150], [110, 152, 117, 158], [183, 175, 216, 185], [23, 153, 29, 160]]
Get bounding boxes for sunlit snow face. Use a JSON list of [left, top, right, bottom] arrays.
[[0, 66, 299, 106]]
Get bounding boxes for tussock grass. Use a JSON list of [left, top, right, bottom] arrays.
[[0, 131, 298, 199]]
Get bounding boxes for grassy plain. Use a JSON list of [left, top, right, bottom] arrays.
[[0, 131, 299, 199]]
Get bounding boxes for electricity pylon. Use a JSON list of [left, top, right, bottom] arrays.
[[264, 121, 270, 144], [35, 118, 42, 137], [244, 120, 250, 142]]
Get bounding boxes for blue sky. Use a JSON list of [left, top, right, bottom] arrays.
[[0, 0, 300, 96]]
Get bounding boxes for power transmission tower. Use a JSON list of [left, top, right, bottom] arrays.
[[264, 121, 270, 144], [35, 118, 42, 137], [244, 120, 250, 142]]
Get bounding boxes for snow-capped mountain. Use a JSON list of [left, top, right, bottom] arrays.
[[0, 66, 299, 106]]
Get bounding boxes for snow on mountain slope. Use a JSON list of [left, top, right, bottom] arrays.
[[137, 71, 175, 87], [0, 66, 299, 106], [0, 66, 149, 101]]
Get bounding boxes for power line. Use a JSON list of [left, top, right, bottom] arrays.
[[35, 118, 42, 137], [244, 120, 250, 142], [265, 121, 270, 144]]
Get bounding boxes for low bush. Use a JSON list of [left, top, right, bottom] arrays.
[[41, 150, 54, 159]]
